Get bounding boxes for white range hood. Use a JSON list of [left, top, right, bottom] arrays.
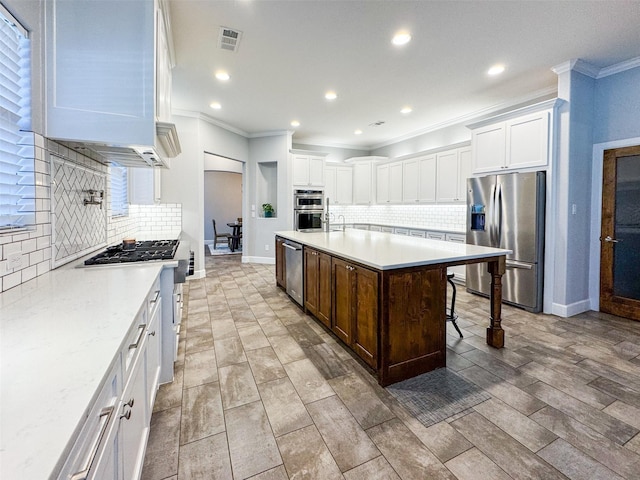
[[61, 122, 181, 168]]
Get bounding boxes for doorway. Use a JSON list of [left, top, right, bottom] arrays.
[[204, 153, 244, 255], [600, 145, 640, 320]]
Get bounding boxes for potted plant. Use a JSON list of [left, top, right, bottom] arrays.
[[262, 203, 275, 217]]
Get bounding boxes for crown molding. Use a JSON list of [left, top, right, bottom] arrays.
[[598, 55, 640, 78], [172, 109, 249, 137], [552, 56, 640, 79], [369, 86, 557, 150]]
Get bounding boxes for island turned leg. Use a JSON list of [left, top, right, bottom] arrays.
[[486, 256, 506, 348]]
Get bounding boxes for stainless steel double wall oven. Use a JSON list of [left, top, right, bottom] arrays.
[[293, 189, 324, 232]]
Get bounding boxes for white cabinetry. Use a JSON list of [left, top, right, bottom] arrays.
[[376, 163, 403, 204], [353, 162, 375, 204], [446, 233, 467, 282], [129, 167, 161, 204], [426, 231, 445, 241], [155, 2, 173, 123], [403, 155, 438, 203], [292, 155, 325, 186], [324, 165, 353, 204], [57, 274, 163, 480], [471, 106, 552, 174], [44, 0, 172, 150], [436, 147, 471, 203]]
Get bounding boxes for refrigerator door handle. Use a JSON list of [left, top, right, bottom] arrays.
[[495, 183, 503, 247], [489, 184, 497, 246]]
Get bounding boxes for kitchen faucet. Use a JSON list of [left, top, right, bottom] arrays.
[[323, 198, 334, 232]]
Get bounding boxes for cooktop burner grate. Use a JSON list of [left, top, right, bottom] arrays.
[[85, 239, 179, 265]]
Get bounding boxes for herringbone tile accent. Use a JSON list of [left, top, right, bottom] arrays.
[[52, 156, 107, 265]]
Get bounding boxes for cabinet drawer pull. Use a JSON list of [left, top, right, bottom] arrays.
[[129, 325, 145, 350], [120, 409, 132, 420], [151, 290, 160, 303], [70, 406, 114, 480]]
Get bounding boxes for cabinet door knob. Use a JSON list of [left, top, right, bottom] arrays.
[[120, 409, 132, 421], [124, 398, 134, 408], [149, 330, 156, 336]]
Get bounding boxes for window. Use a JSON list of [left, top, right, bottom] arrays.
[[110, 163, 129, 217], [0, 5, 34, 232]]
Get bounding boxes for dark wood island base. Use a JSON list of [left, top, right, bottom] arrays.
[[275, 234, 508, 386]]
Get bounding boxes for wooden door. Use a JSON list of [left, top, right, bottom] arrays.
[[317, 251, 332, 328], [352, 265, 378, 368], [332, 257, 354, 344], [304, 248, 319, 317], [600, 145, 640, 320]]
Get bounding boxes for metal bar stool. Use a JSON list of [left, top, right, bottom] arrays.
[[446, 272, 463, 338]]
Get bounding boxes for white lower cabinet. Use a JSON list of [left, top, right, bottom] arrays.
[[119, 339, 150, 480], [426, 231, 445, 241], [446, 233, 467, 283], [58, 274, 163, 480]]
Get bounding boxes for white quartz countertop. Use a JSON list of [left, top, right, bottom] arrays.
[[0, 260, 168, 480], [276, 230, 510, 270]]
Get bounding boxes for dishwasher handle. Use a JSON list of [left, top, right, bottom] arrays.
[[283, 243, 302, 251]]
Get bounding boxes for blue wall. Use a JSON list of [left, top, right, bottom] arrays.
[[594, 66, 640, 144]]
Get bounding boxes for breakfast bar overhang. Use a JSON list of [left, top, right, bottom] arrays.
[[275, 230, 512, 386]]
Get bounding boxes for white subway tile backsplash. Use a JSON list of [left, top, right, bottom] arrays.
[[331, 204, 467, 232], [1, 133, 183, 293]]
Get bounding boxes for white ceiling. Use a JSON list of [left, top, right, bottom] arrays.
[[168, 0, 640, 150]]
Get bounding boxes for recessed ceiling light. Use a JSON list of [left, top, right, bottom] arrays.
[[487, 64, 505, 76], [392, 31, 411, 46], [354, 129, 363, 135], [209, 102, 222, 109], [290, 120, 300, 127], [324, 91, 337, 101], [215, 70, 230, 81], [400, 106, 412, 114]]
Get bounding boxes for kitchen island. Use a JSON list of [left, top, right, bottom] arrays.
[[275, 230, 511, 386]]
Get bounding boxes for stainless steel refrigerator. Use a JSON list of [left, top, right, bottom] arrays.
[[466, 171, 545, 312]]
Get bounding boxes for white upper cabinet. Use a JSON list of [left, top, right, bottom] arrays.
[[436, 147, 471, 203], [353, 162, 375, 204], [155, 3, 173, 123], [44, 0, 170, 148], [324, 165, 353, 205], [335, 166, 353, 204], [403, 155, 437, 203], [506, 112, 550, 170], [470, 103, 553, 174], [377, 163, 402, 204], [292, 155, 325, 186]]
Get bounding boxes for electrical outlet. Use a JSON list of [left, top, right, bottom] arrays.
[[265, 244, 270, 251], [8, 252, 22, 270]]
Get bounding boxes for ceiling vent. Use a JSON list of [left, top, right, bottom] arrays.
[[218, 27, 242, 52], [369, 120, 386, 127]]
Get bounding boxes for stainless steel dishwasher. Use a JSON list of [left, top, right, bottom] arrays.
[[283, 240, 303, 306]]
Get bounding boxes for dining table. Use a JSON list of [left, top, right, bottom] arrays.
[[227, 222, 242, 251]]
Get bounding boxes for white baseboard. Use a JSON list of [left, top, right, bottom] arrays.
[[242, 256, 275, 265], [189, 269, 206, 280], [551, 299, 591, 317]]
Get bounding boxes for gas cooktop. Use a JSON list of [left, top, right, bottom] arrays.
[[84, 239, 179, 265]]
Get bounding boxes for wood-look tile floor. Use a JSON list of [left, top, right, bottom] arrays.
[[141, 255, 640, 480]]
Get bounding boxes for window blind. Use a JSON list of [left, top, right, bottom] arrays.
[[0, 5, 34, 231], [110, 163, 129, 217]]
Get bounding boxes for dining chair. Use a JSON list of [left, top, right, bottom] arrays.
[[212, 219, 232, 249]]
